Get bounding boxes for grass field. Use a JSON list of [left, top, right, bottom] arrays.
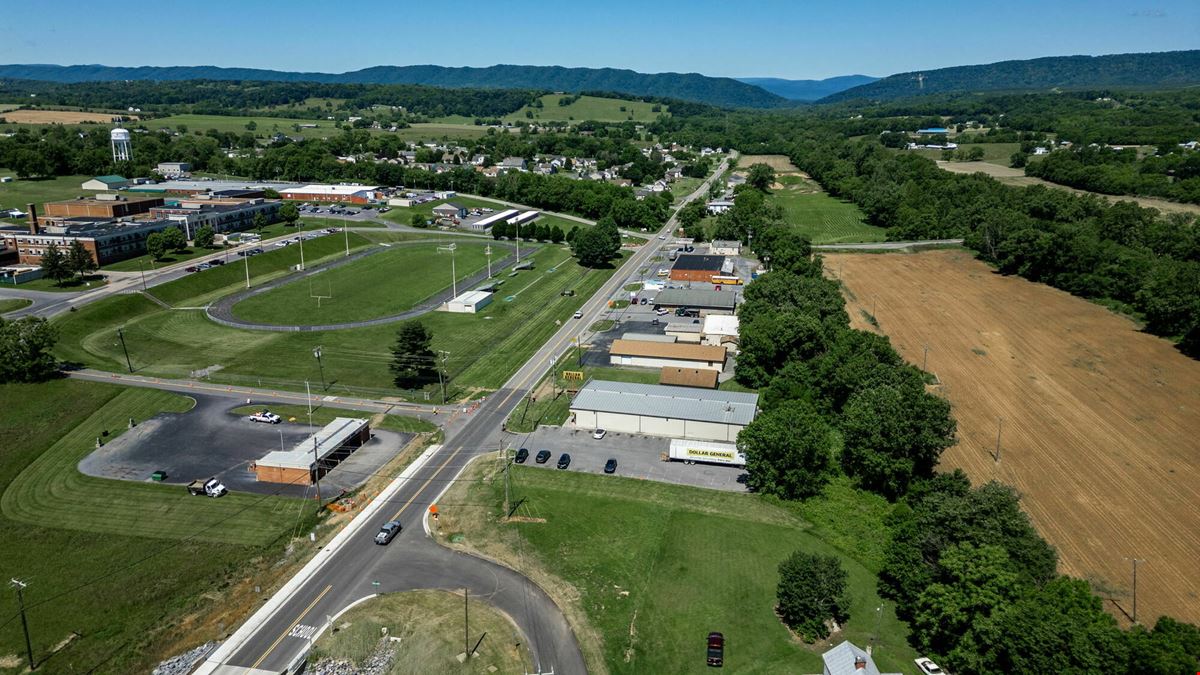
[[228, 404, 436, 433], [230, 242, 493, 325], [54, 245, 621, 399], [311, 590, 531, 674], [0, 109, 131, 125], [437, 460, 915, 674], [0, 298, 31, 315], [0, 169, 93, 221], [380, 195, 507, 225], [831, 249, 1200, 625], [736, 154, 801, 172], [15, 273, 108, 292], [906, 142, 1019, 166], [503, 95, 665, 123], [0, 379, 314, 673], [146, 231, 372, 307], [768, 177, 886, 244]]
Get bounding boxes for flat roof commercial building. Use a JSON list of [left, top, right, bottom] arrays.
[[149, 198, 281, 238], [42, 194, 165, 219], [253, 418, 371, 485], [447, 290, 493, 313], [130, 179, 302, 197], [653, 288, 738, 313], [4, 212, 181, 267], [702, 314, 740, 348], [669, 254, 726, 283], [609, 339, 727, 371], [569, 379, 758, 442], [472, 208, 520, 231], [280, 184, 379, 204]]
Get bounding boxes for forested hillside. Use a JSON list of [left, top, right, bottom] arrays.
[[0, 63, 786, 108], [822, 50, 1200, 102]]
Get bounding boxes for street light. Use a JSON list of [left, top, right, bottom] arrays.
[[438, 243, 458, 298]]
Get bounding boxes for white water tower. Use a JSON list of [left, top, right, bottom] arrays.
[[110, 127, 132, 162]]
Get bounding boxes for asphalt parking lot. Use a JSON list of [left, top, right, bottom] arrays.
[[77, 394, 412, 498], [301, 205, 379, 222], [512, 425, 748, 492]]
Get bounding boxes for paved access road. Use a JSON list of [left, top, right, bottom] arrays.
[[199, 157, 731, 675]]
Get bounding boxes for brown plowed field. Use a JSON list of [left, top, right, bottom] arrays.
[[828, 249, 1200, 625], [1, 109, 132, 124]]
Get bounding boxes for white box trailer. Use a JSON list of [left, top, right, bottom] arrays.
[[668, 439, 745, 467]]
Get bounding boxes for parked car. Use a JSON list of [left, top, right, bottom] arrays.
[[374, 520, 402, 545], [197, 263, 211, 270], [655, 308, 669, 316], [515, 448, 529, 464], [535, 450, 552, 464], [573, 311, 583, 319], [248, 410, 282, 424], [592, 429, 607, 440], [556, 453, 572, 470], [210, 259, 225, 265], [706, 632, 724, 667], [639, 297, 648, 305], [914, 658, 945, 675], [604, 458, 618, 474], [185, 265, 199, 272]]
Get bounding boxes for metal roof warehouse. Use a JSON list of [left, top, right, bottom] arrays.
[[569, 379, 758, 442], [653, 288, 738, 312]]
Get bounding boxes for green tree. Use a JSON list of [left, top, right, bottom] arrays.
[[776, 551, 850, 642], [411, 212, 428, 228], [571, 226, 620, 268], [194, 226, 215, 249], [146, 232, 167, 261], [1010, 152, 1028, 168], [747, 163, 776, 192], [39, 243, 70, 286], [975, 577, 1128, 674], [252, 212, 267, 233], [0, 316, 59, 383], [1126, 617, 1200, 675], [162, 227, 187, 252], [279, 202, 300, 229], [67, 239, 97, 279], [390, 320, 438, 389], [912, 543, 1021, 670], [738, 401, 835, 499]]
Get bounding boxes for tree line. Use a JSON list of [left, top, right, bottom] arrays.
[[1025, 144, 1200, 204]]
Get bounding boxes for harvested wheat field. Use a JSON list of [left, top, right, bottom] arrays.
[[736, 153, 800, 172], [1, 109, 132, 124], [828, 248, 1200, 625]]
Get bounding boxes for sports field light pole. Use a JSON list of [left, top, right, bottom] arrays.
[[10, 579, 35, 671], [343, 224, 349, 257], [485, 244, 493, 279], [438, 243, 458, 299], [243, 241, 252, 288], [313, 346, 326, 391], [298, 232, 307, 271]]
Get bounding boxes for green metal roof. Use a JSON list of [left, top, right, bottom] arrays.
[[92, 175, 128, 183]]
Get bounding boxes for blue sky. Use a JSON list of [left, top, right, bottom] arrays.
[[4, 0, 1197, 79]]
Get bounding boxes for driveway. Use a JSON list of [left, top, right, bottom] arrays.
[[77, 394, 412, 498]]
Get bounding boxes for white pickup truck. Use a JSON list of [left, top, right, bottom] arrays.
[[248, 410, 282, 424], [187, 478, 228, 498]]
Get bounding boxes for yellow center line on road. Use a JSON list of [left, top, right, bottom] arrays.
[[249, 583, 333, 670]]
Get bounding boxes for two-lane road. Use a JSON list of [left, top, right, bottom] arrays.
[[200, 157, 731, 675]]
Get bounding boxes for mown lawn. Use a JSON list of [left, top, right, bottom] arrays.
[[0, 379, 310, 673], [0, 297, 32, 314], [0, 169, 92, 225], [439, 463, 916, 675], [53, 246, 622, 399], [230, 241, 493, 325], [768, 179, 886, 244], [146, 231, 372, 307]]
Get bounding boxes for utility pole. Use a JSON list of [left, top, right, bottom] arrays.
[[485, 244, 492, 279], [306, 380, 321, 509], [994, 417, 1004, 463], [514, 221, 520, 263], [313, 346, 325, 391], [116, 327, 133, 374], [464, 588, 470, 661], [438, 243, 458, 298], [243, 243, 251, 288], [437, 351, 450, 405], [298, 232, 306, 271], [10, 579, 34, 671], [343, 224, 350, 257], [1126, 557, 1146, 624], [922, 344, 930, 372]]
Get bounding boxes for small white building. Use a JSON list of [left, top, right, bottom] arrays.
[[702, 315, 739, 349], [706, 199, 735, 215], [709, 240, 740, 256], [447, 290, 493, 313], [569, 380, 758, 442]]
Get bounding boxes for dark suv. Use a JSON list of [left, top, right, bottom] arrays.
[[706, 632, 724, 667], [515, 448, 529, 463], [535, 450, 552, 464]]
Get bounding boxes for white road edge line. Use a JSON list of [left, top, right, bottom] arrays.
[[194, 444, 443, 675]]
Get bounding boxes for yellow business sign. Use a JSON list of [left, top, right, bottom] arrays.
[[685, 447, 736, 461], [562, 370, 586, 381]]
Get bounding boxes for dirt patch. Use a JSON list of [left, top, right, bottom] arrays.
[[2, 109, 136, 125], [829, 249, 1200, 625], [935, 161, 1200, 216], [737, 154, 801, 173]]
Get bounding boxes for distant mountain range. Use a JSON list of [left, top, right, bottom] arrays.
[[736, 75, 878, 101], [0, 63, 789, 109], [821, 49, 1200, 103]]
